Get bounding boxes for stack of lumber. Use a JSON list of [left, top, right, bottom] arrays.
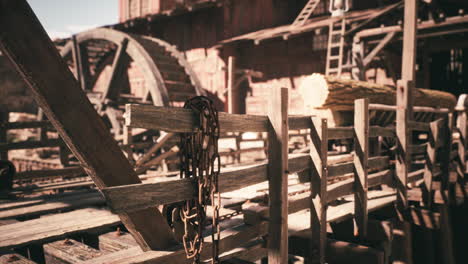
[[299, 74, 457, 126]]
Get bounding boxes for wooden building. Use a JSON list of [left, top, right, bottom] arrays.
[[114, 0, 468, 115]]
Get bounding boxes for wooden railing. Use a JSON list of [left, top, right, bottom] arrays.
[[99, 90, 468, 263]]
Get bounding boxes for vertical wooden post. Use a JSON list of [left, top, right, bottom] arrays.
[[123, 125, 135, 165], [456, 94, 467, 181], [227, 56, 237, 114], [0, 111, 8, 161], [71, 35, 89, 91], [309, 117, 328, 264], [397, 0, 418, 208], [423, 120, 438, 207], [354, 98, 369, 238], [267, 87, 289, 264], [0, 0, 176, 250], [441, 114, 454, 204]]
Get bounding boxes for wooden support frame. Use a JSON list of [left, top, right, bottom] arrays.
[[102, 38, 130, 103], [0, 0, 176, 250], [354, 98, 369, 238], [0, 111, 8, 161], [456, 94, 467, 180], [227, 56, 237, 114], [266, 87, 289, 264], [309, 117, 328, 264], [396, 0, 418, 208]]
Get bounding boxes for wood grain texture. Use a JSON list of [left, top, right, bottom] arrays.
[[354, 99, 369, 238], [266, 87, 289, 264], [0, 0, 175, 250], [44, 239, 104, 264], [0, 208, 120, 251], [309, 117, 328, 264], [103, 153, 310, 213]]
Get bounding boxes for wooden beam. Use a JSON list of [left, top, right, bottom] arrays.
[[0, 111, 8, 161], [267, 87, 289, 264], [401, 0, 418, 82], [101, 38, 129, 103], [363, 32, 396, 67], [354, 99, 369, 238], [44, 239, 104, 264], [71, 35, 90, 91], [0, 208, 120, 252], [0, 0, 176, 250], [396, 0, 417, 208], [456, 95, 467, 180], [227, 56, 237, 114], [309, 117, 328, 264]]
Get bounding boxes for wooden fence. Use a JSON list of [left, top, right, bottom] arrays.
[[98, 89, 467, 263]]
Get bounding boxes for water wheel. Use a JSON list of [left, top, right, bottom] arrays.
[[57, 27, 205, 135]]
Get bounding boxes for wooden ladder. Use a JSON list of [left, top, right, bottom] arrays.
[[291, 0, 321, 27], [325, 17, 347, 76]]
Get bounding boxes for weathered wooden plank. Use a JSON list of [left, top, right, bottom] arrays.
[[455, 94, 467, 180], [328, 127, 354, 140], [329, 156, 389, 178], [396, 0, 417, 209], [99, 231, 139, 253], [0, 191, 104, 219], [0, 138, 63, 151], [87, 222, 268, 264], [0, 111, 8, 160], [370, 126, 395, 138], [0, 0, 175, 250], [354, 99, 369, 238], [266, 87, 289, 264], [126, 104, 269, 132], [309, 117, 328, 264], [101, 38, 129, 103], [103, 153, 309, 213], [396, 80, 413, 208], [0, 208, 120, 251], [289, 235, 385, 264], [15, 166, 85, 180], [0, 253, 36, 264], [44, 239, 104, 264], [3, 121, 54, 130], [103, 154, 389, 213], [126, 104, 314, 133]]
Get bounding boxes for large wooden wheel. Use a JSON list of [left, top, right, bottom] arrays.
[[59, 28, 205, 135]]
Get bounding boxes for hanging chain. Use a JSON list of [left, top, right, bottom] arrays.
[[179, 96, 221, 264]]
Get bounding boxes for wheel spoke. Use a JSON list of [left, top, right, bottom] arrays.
[[101, 38, 130, 103]]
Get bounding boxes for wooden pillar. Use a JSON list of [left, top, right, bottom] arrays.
[[396, 0, 418, 208], [423, 119, 438, 207], [0, 111, 8, 161], [267, 87, 289, 264], [456, 94, 467, 180], [0, 0, 176, 250], [354, 98, 369, 238], [309, 117, 328, 263], [227, 56, 238, 114]]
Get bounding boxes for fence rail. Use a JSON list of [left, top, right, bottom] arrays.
[[100, 91, 468, 263]]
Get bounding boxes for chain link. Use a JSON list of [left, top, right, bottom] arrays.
[[179, 96, 221, 264]]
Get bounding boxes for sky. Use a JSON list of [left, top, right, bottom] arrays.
[[27, 0, 119, 40]]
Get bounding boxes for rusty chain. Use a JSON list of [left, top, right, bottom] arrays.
[[179, 96, 221, 264]]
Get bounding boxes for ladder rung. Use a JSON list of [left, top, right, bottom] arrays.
[[329, 56, 341, 60]]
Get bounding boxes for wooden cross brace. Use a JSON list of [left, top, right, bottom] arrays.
[[0, 0, 176, 250]]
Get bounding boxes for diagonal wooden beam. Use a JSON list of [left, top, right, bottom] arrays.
[[0, 0, 176, 250], [101, 38, 130, 103], [362, 32, 396, 67]]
